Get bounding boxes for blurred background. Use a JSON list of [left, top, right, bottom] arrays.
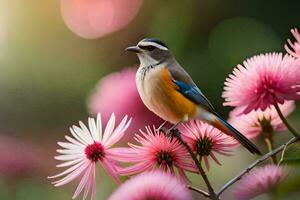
[[0, 0, 300, 199]]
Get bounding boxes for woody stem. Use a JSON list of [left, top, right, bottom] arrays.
[[217, 136, 298, 197], [171, 129, 219, 200], [188, 185, 210, 198]]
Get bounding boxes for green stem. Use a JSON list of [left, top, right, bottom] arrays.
[[260, 118, 277, 164], [278, 140, 291, 166], [273, 102, 299, 137], [264, 137, 277, 164]]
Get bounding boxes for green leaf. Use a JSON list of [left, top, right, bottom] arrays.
[[282, 143, 300, 165]]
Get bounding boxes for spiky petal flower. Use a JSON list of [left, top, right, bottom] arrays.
[[285, 28, 300, 58], [181, 120, 237, 170], [222, 53, 300, 114], [108, 170, 192, 200], [88, 67, 162, 142], [48, 113, 131, 200], [233, 165, 287, 200], [229, 101, 295, 139], [109, 126, 198, 181]]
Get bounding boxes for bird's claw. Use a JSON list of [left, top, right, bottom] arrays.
[[159, 127, 170, 136], [159, 127, 180, 139], [157, 121, 167, 132], [157, 121, 181, 138]]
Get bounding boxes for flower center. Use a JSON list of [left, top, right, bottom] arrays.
[[195, 136, 213, 157], [85, 142, 105, 162], [259, 117, 274, 139], [156, 151, 173, 166], [261, 75, 277, 94]]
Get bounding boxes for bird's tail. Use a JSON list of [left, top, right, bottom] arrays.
[[209, 112, 262, 155]]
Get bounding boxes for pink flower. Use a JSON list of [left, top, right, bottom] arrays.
[[108, 170, 193, 200], [88, 67, 163, 142], [109, 126, 197, 181], [60, 0, 143, 39], [181, 120, 237, 170], [285, 28, 300, 58], [223, 53, 300, 114], [233, 165, 287, 200], [229, 101, 295, 139], [48, 113, 131, 200]]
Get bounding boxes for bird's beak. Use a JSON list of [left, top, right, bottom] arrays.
[[125, 46, 141, 53]]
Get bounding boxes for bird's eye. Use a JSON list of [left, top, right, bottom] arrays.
[[139, 45, 156, 51]]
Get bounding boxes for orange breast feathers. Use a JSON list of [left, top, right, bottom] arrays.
[[160, 68, 197, 120]]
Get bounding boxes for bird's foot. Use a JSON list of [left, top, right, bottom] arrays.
[[161, 128, 181, 139], [157, 121, 168, 133], [158, 121, 182, 138], [167, 122, 181, 133], [160, 127, 170, 137]]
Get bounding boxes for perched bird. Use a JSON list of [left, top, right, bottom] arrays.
[[126, 38, 261, 155]]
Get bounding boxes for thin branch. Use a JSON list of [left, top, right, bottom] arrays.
[[273, 102, 299, 137], [278, 137, 295, 165], [171, 129, 219, 200], [188, 185, 210, 198], [217, 137, 298, 197]]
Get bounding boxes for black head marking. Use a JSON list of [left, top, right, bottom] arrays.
[[142, 38, 168, 48]]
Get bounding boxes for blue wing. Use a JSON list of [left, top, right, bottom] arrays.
[[167, 67, 215, 112], [167, 67, 261, 154]]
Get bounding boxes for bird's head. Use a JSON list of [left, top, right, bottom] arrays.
[[126, 38, 172, 66]]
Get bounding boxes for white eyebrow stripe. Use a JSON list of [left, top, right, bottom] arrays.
[[138, 41, 168, 51]]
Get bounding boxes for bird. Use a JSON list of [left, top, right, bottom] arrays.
[[126, 38, 261, 155]]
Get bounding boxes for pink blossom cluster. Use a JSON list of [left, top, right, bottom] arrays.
[[223, 28, 300, 140], [223, 28, 300, 199], [49, 114, 235, 199]]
